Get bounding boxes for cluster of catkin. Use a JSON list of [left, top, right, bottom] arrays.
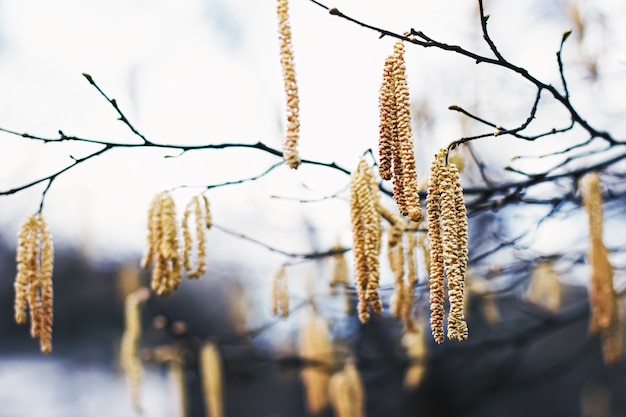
[[14, 213, 54, 354], [329, 359, 365, 417], [350, 158, 383, 323], [378, 41, 422, 223], [277, 0, 301, 169], [582, 173, 622, 364], [120, 287, 150, 412], [427, 148, 469, 343], [142, 192, 212, 295], [299, 307, 334, 415]]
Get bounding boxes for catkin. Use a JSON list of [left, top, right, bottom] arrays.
[[200, 342, 225, 417], [427, 150, 446, 343], [120, 288, 150, 412], [13, 214, 55, 354], [582, 173, 614, 334], [299, 308, 333, 415], [329, 360, 365, 417], [277, 0, 301, 169], [271, 265, 289, 318], [378, 42, 422, 223], [329, 240, 350, 291], [182, 195, 210, 279], [402, 322, 428, 389], [426, 149, 469, 342], [350, 158, 383, 323], [524, 261, 562, 312], [581, 173, 622, 364], [142, 192, 183, 295]]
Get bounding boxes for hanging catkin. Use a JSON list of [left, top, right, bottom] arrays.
[[581, 173, 622, 364], [142, 191, 183, 295], [426, 148, 469, 342], [120, 288, 150, 412], [350, 158, 383, 323], [378, 41, 422, 223], [200, 342, 225, 417], [14, 213, 54, 354], [299, 308, 333, 415], [271, 265, 289, 318], [277, 0, 301, 169], [427, 150, 445, 343], [182, 195, 211, 279]]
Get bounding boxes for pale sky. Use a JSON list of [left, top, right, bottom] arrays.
[[0, 0, 624, 270]]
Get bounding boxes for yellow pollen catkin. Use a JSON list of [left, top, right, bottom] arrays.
[[329, 359, 365, 417], [524, 261, 562, 312], [200, 342, 225, 417], [300, 308, 333, 415], [402, 322, 428, 389], [142, 192, 183, 295], [182, 195, 209, 279], [271, 265, 289, 318], [378, 42, 422, 223], [329, 240, 350, 292], [277, 0, 301, 169], [427, 149, 469, 342], [427, 150, 445, 343], [350, 158, 383, 323], [120, 287, 150, 412], [13, 214, 55, 353], [581, 173, 622, 364]]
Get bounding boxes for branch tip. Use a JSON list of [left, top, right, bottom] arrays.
[[82, 73, 94, 84], [562, 30, 572, 43], [448, 105, 460, 111]]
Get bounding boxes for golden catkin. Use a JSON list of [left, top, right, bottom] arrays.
[[120, 288, 150, 412], [168, 358, 188, 417], [329, 360, 365, 417], [426, 149, 469, 342], [392, 42, 421, 223], [378, 55, 397, 181], [402, 232, 418, 332], [440, 163, 468, 341], [142, 192, 183, 295], [524, 261, 562, 312], [582, 173, 614, 334], [427, 150, 446, 343], [14, 215, 38, 325], [350, 158, 383, 323], [13, 214, 55, 353], [200, 342, 225, 417], [388, 225, 405, 319], [402, 322, 428, 389], [299, 308, 333, 415], [329, 240, 350, 292], [37, 214, 54, 354], [277, 0, 301, 169], [182, 196, 209, 279], [329, 372, 352, 417], [271, 265, 289, 318]]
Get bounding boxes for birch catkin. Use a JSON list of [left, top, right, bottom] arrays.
[[427, 150, 445, 343], [581, 173, 622, 364], [426, 149, 469, 342], [271, 265, 289, 318], [277, 0, 301, 169], [300, 308, 333, 415], [120, 288, 150, 412], [182, 195, 210, 279], [350, 158, 383, 323], [378, 41, 422, 223], [14, 213, 55, 353], [200, 342, 225, 417], [142, 191, 183, 295]]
